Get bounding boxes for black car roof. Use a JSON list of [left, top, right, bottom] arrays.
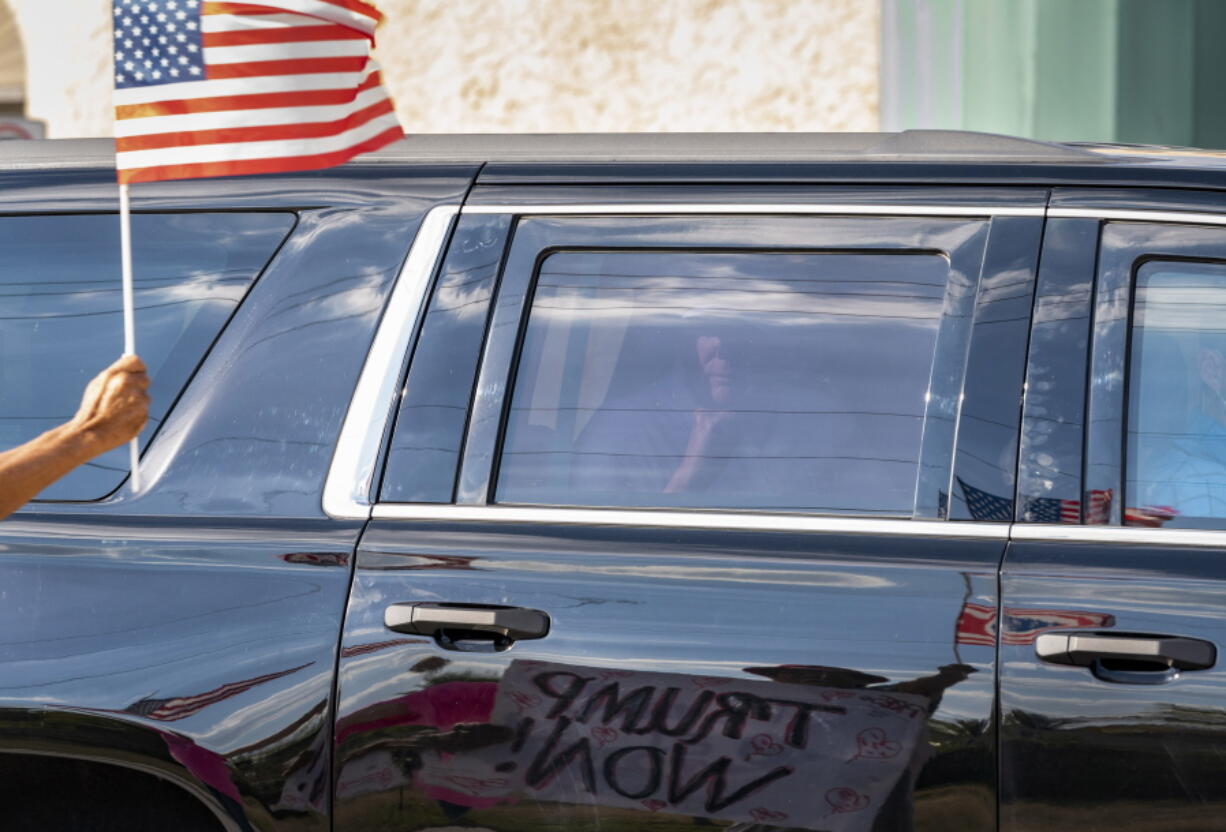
[[6, 131, 1226, 191]]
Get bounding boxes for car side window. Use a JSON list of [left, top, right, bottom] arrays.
[[1127, 259, 1226, 528], [495, 249, 952, 515], [0, 212, 294, 500]]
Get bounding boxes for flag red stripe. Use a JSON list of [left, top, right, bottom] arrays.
[[201, 0, 377, 20], [116, 72, 382, 119], [203, 24, 368, 47], [202, 2, 298, 13], [118, 124, 404, 183], [116, 97, 393, 151], [206, 55, 367, 78], [316, 0, 383, 23]]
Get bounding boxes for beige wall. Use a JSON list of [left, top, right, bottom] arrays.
[[9, 0, 879, 138], [7, 0, 115, 136]]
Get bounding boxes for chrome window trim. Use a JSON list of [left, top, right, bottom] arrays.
[[370, 503, 1010, 538], [323, 204, 459, 520], [462, 203, 1045, 217], [332, 199, 1226, 540], [1048, 207, 1226, 226], [369, 504, 1226, 546], [1011, 524, 1226, 547]]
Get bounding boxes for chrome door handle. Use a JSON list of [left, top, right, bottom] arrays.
[[1036, 632, 1216, 671], [384, 602, 550, 641]]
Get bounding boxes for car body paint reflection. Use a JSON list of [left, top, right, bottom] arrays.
[[331, 656, 987, 832]]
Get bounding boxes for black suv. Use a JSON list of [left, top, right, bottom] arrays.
[[3, 132, 1226, 832]]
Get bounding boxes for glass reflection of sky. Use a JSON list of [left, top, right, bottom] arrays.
[[1127, 262, 1226, 526], [499, 250, 949, 515], [0, 212, 294, 500]]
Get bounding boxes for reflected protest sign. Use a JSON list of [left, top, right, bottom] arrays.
[[419, 660, 929, 832]]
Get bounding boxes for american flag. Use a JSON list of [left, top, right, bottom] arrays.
[[112, 0, 403, 183], [956, 477, 1014, 522], [1124, 504, 1179, 528], [1023, 493, 1092, 524], [122, 662, 312, 721], [955, 602, 1116, 646], [1024, 489, 1175, 526], [954, 602, 997, 647]]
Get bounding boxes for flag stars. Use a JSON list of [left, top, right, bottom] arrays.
[[113, 0, 216, 88]]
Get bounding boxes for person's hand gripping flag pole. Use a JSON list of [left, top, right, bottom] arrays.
[[110, 0, 405, 490]]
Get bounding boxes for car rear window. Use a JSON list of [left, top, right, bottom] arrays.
[[0, 212, 294, 500], [1127, 260, 1226, 528], [494, 249, 951, 515]]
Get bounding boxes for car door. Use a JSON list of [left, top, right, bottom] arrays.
[[330, 186, 1047, 832], [1003, 189, 1226, 830]]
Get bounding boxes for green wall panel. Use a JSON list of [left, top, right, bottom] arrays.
[[882, 0, 1226, 149]]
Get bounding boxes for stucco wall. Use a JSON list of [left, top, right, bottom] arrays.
[[9, 0, 879, 138]]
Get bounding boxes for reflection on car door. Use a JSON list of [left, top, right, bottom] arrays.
[[1004, 191, 1226, 830], [334, 191, 1045, 831]]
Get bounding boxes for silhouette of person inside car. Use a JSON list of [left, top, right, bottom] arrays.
[[574, 325, 751, 501]]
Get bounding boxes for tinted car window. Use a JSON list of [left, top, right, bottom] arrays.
[[379, 215, 510, 503], [0, 212, 294, 500], [1127, 260, 1226, 528], [495, 250, 951, 514]]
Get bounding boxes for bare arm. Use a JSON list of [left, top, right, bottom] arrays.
[[0, 355, 150, 521]]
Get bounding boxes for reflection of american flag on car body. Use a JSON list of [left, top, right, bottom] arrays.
[[959, 477, 1114, 524], [112, 0, 403, 183], [954, 479, 1178, 527], [122, 662, 311, 721], [956, 477, 1014, 521], [1025, 488, 1175, 526], [956, 603, 1115, 646], [1024, 489, 1113, 524]]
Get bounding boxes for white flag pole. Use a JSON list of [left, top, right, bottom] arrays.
[[118, 183, 141, 491]]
